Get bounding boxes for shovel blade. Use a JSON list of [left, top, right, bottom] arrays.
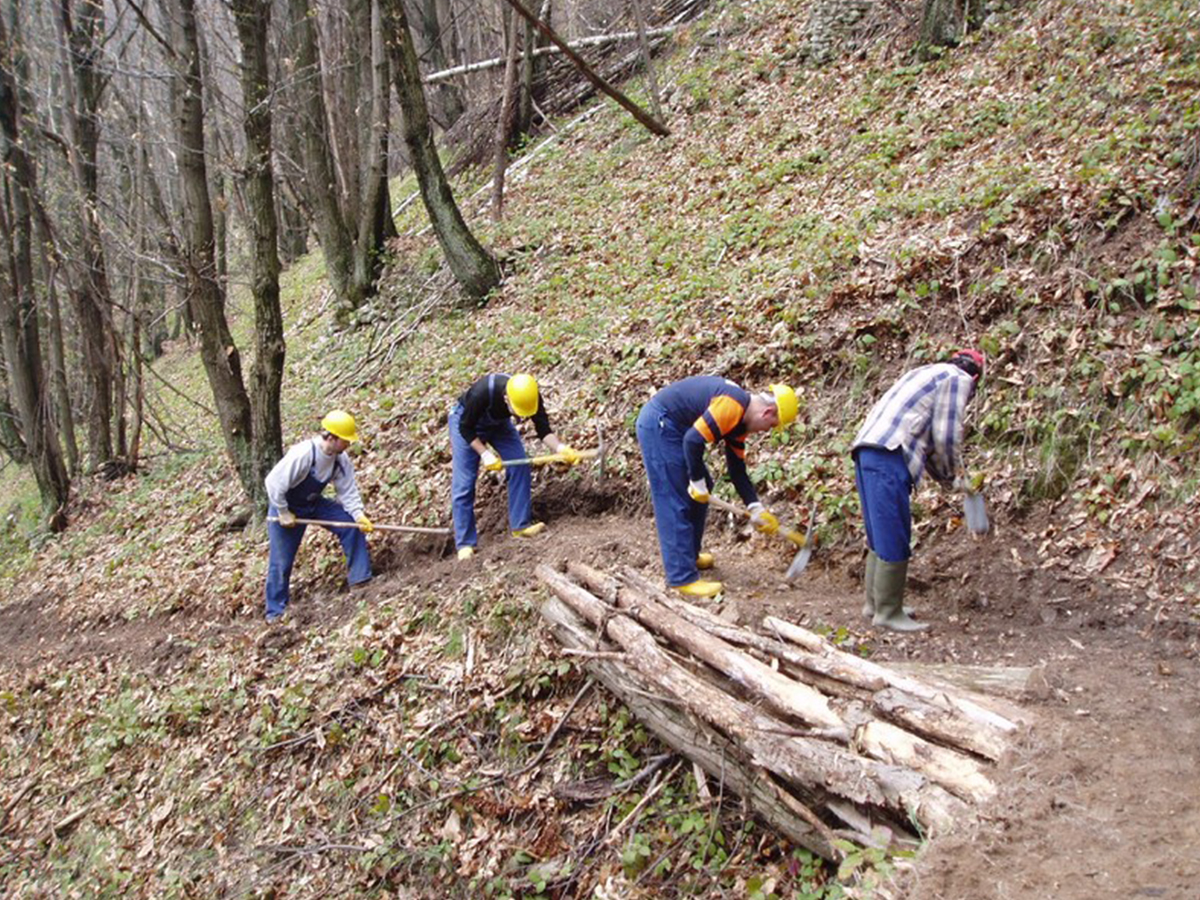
[[963, 492, 989, 535], [786, 546, 812, 580]]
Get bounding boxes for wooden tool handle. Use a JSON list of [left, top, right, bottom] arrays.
[[500, 447, 601, 467], [270, 516, 450, 536]]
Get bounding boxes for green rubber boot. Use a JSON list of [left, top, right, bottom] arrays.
[[872, 559, 929, 633], [862, 550, 878, 618]]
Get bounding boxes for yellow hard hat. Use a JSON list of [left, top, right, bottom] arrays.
[[506, 373, 539, 418], [321, 409, 359, 442], [770, 384, 798, 428]]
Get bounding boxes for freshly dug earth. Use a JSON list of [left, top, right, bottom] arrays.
[[3, 482, 1198, 899]]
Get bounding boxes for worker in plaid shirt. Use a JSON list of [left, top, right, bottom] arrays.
[[851, 350, 984, 631]]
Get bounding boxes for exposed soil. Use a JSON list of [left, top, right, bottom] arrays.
[[4, 478, 1199, 900]]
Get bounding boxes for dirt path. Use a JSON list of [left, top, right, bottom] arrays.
[[4, 498, 1198, 899]]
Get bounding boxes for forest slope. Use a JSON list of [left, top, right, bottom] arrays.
[[1, 0, 1198, 897]]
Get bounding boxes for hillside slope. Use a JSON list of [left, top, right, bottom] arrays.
[[2, 0, 1199, 897]]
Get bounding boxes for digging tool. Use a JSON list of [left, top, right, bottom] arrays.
[[268, 516, 451, 536], [963, 492, 989, 535], [498, 425, 609, 472], [785, 514, 817, 579], [708, 497, 814, 579], [959, 471, 989, 535]]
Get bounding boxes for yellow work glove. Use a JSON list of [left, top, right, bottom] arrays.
[[278, 509, 297, 528], [748, 503, 779, 535], [356, 513, 374, 534], [557, 445, 582, 465], [687, 479, 710, 504], [480, 448, 503, 472]]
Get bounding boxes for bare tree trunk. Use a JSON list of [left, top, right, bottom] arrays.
[[174, 0, 257, 501], [232, 0, 285, 513], [490, 4, 521, 222], [33, 220, 80, 475], [351, 0, 391, 301], [919, 0, 983, 55], [287, 0, 361, 315], [630, 0, 663, 122], [420, 0, 464, 126], [56, 0, 117, 472], [498, 0, 669, 137], [515, 4, 538, 135], [381, 0, 500, 299], [0, 14, 70, 528]]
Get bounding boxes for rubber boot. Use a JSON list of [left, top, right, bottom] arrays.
[[457, 547, 475, 561], [862, 550, 878, 618], [697, 552, 715, 570], [677, 579, 722, 598], [512, 522, 546, 537], [872, 559, 929, 632]]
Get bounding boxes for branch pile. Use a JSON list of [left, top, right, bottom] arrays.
[[537, 562, 1028, 861]]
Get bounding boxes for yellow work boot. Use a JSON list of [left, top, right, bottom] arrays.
[[512, 522, 546, 538], [696, 552, 715, 570], [457, 546, 475, 561], [676, 579, 723, 598]]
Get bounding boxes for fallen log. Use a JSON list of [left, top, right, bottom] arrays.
[[566, 564, 846, 735], [762, 615, 1020, 736], [423, 28, 680, 83], [583, 563, 1015, 761], [536, 564, 973, 839], [541, 594, 839, 858]]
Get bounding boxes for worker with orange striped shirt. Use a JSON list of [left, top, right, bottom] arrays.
[[636, 377, 799, 597]]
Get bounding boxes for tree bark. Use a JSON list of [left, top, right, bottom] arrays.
[[536, 564, 973, 838], [287, 0, 361, 314], [919, 0, 983, 55], [630, 0, 664, 122], [540, 594, 837, 860], [173, 0, 256, 501], [422, 27, 678, 83], [56, 0, 118, 472], [567, 564, 845, 733], [351, 0, 392, 300], [0, 14, 70, 528], [490, 4, 521, 222], [419, 0, 464, 126], [497, 0, 670, 137], [232, 0, 285, 512], [381, 0, 500, 299]]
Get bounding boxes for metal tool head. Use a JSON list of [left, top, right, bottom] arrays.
[[785, 511, 816, 580], [963, 492, 989, 535]]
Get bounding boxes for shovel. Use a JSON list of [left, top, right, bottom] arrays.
[[708, 497, 814, 579], [268, 516, 451, 535], [962, 492, 989, 535]]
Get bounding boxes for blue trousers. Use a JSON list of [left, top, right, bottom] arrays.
[[265, 498, 372, 618], [853, 446, 913, 563], [449, 403, 533, 549], [637, 402, 709, 587]]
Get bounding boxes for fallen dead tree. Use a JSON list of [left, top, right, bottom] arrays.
[[536, 562, 1030, 861]]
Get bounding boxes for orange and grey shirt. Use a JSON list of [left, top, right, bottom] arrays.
[[649, 376, 758, 505]]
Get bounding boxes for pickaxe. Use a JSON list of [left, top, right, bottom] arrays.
[[268, 516, 451, 535], [707, 497, 816, 579]]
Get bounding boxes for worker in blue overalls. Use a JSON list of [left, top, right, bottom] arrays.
[[637, 377, 798, 598], [264, 410, 374, 623], [449, 373, 581, 560]]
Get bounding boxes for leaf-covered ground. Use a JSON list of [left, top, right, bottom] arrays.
[[2, 0, 1199, 896]]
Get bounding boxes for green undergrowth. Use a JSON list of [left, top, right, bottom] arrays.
[[4, 0, 1200, 895]]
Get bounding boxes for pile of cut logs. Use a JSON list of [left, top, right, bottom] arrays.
[[537, 562, 1031, 860]]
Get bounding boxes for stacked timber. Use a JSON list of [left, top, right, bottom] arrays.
[[536, 562, 1029, 861]]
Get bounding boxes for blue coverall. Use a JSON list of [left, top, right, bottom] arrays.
[[265, 445, 371, 619]]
